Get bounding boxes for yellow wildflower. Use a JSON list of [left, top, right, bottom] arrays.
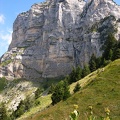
[[73, 104, 78, 109]]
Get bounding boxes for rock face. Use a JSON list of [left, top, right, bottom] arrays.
[[0, 0, 120, 80], [0, 80, 37, 111]]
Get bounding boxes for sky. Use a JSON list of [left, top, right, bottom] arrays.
[[0, 0, 120, 57]]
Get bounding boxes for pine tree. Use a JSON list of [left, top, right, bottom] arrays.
[[75, 66, 82, 81], [96, 57, 102, 68], [51, 80, 70, 105], [69, 67, 77, 84], [68, 66, 82, 84], [108, 49, 113, 60], [113, 48, 120, 60], [102, 33, 117, 60], [51, 82, 64, 105], [89, 60, 96, 72], [89, 54, 97, 72], [62, 80, 71, 100], [82, 65, 91, 78]]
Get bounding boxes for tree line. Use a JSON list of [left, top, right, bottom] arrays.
[[50, 33, 120, 105]]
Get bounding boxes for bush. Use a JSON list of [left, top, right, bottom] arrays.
[[35, 100, 40, 106], [0, 103, 9, 120], [73, 83, 81, 93], [48, 84, 55, 94], [35, 88, 44, 99]]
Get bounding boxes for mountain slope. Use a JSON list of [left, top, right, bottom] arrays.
[[1, 0, 120, 81], [22, 59, 120, 120], [0, 79, 38, 111]]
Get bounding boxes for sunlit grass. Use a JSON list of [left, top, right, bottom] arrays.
[[19, 59, 120, 120]]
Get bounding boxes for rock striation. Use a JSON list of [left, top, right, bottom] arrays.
[[0, 0, 120, 81]]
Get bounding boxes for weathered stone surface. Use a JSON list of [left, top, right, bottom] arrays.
[[0, 0, 120, 80], [0, 80, 37, 111]]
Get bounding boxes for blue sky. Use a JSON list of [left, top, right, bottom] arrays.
[[0, 0, 120, 57]]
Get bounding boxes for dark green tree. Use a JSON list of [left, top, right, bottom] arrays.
[[108, 49, 113, 60], [117, 41, 120, 48], [62, 80, 71, 100], [102, 33, 117, 60], [35, 88, 43, 99], [73, 82, 81, 93], [68, 67, 77, 84], [75, 66, 82, 80], [82, 65, 91, 78], [24, 96, 34, 111], [89, 54, 97, 72], [48, 83, 55, 94], [51, 80, 70, 105], [113, 48, 120, 60], [96, 57, 102, 68], [68, 66, 82, 84], [51, 82, 64, 105], [13, 100, 25, 118], [0, 103, 9, 120]]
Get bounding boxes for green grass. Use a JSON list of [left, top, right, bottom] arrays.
[[0, 59, 12, 66], [17, 95, 52, 120], [21, 59, 120, 120]]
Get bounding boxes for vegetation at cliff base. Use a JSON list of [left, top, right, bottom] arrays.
[[19, 59, 120, 120]]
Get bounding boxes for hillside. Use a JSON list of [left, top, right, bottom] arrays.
[[1, 0, 120, 81], [20, 59, 120, 120], [0, 79, 39, 111]]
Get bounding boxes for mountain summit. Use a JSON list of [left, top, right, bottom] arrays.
[[0, 0, 120, 80]]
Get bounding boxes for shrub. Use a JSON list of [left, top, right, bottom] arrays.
[[0, 103, 9, 120], [35, 88, 44, 99], [73, 83, 81, 93], [48, 84, 55, 94]]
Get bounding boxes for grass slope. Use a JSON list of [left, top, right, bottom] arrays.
[[21, 59, 120, 120]]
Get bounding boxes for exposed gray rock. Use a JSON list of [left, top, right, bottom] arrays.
[[0, 80, 37, 111], [0, 0, 120, 81]]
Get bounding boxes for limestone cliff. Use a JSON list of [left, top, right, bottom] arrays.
[[0, 0, 120, 80]]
